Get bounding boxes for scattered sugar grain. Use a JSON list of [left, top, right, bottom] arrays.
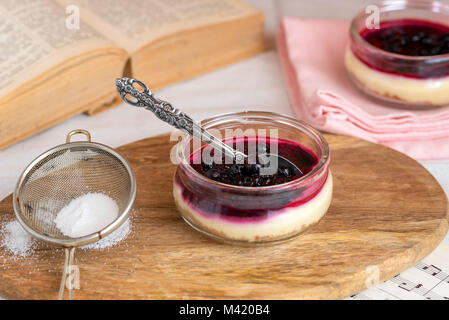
[[1, 220, 35, 257]]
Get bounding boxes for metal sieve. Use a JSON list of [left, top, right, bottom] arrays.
[[13, 129, 137, 300]]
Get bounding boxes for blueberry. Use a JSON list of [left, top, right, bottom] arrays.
[[386, 43, 401, 53], [202, 163, 213, 172], [247, 164, 260, 175], [239, 165, 250, 176], [278, 166, 290, 177], [235, 164, 245, 174], [243, 176, 252, 185], [205, 169, 220, 180], [431, 46, 443, 55], [411, 34, 421, 42], [400, 35, 408, 45], [227, 165, 239, 176], [421, 36, 433, 45]]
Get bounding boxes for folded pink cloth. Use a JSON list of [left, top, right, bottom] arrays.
[[277, 17, 449, 160]]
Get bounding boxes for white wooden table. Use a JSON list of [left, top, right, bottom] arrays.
[[0, 0, 448, 299]]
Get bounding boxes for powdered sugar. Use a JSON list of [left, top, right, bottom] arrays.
[[81, 218, 131, 250], [55, 193, 119, 238], [0, 220, 35, 257]]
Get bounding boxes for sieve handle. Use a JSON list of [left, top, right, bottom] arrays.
[[66, 129, 91, 143], [58, 247, 76, 300], [115, 77, 246, 162]]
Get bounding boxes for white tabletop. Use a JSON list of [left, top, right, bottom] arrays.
[[0, 0, 448, 299]]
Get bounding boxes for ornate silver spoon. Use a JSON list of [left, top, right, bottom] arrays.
[[115, 77, 302, 175]]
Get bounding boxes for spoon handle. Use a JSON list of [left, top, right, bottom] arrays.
[[115, 78, 246, 161]]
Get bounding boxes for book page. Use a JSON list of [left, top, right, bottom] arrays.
[[0, 0, 112, 98], [56, 0, 259, 53], [347, 242, 449, 300]]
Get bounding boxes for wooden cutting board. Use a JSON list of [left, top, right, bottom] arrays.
[[0, 133, 447, 300]]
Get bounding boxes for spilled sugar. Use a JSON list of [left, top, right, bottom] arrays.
[[0, 214, 133, 260], [0, 220, 35, 257], [0, 193, 133, 260], [1, 217, 133, 258]]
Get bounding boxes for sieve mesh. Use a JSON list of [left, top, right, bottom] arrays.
[[15, 144, 134, 241]]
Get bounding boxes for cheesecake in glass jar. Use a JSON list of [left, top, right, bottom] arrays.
[[345, 0, 449, 107], [173, 111, 332, 244]]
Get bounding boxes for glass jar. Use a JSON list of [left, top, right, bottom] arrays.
[[173, 111, 332, 244], [345, 0, 449, 107]]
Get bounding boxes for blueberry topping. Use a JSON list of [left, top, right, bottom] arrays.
[[363, 20, 449, 56], [189, 137, 319, 187]]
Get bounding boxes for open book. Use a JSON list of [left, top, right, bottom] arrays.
[[0, 0, 266, 149]]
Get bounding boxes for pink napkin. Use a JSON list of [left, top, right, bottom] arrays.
[[277, 17, 449, 160]]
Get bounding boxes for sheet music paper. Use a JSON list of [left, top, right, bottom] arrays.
[[347, 242, 449, 300]]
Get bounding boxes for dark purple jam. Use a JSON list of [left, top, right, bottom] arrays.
[[352, 19, 449, 78], [362, 19, 449, 56], [189, 137, 319, 187]]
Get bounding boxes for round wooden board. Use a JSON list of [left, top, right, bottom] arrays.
[[0, 133, 447, 300]]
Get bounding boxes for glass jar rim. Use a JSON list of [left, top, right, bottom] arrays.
[[176, 110, 330, 192], [350, 0, 449, 61]]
